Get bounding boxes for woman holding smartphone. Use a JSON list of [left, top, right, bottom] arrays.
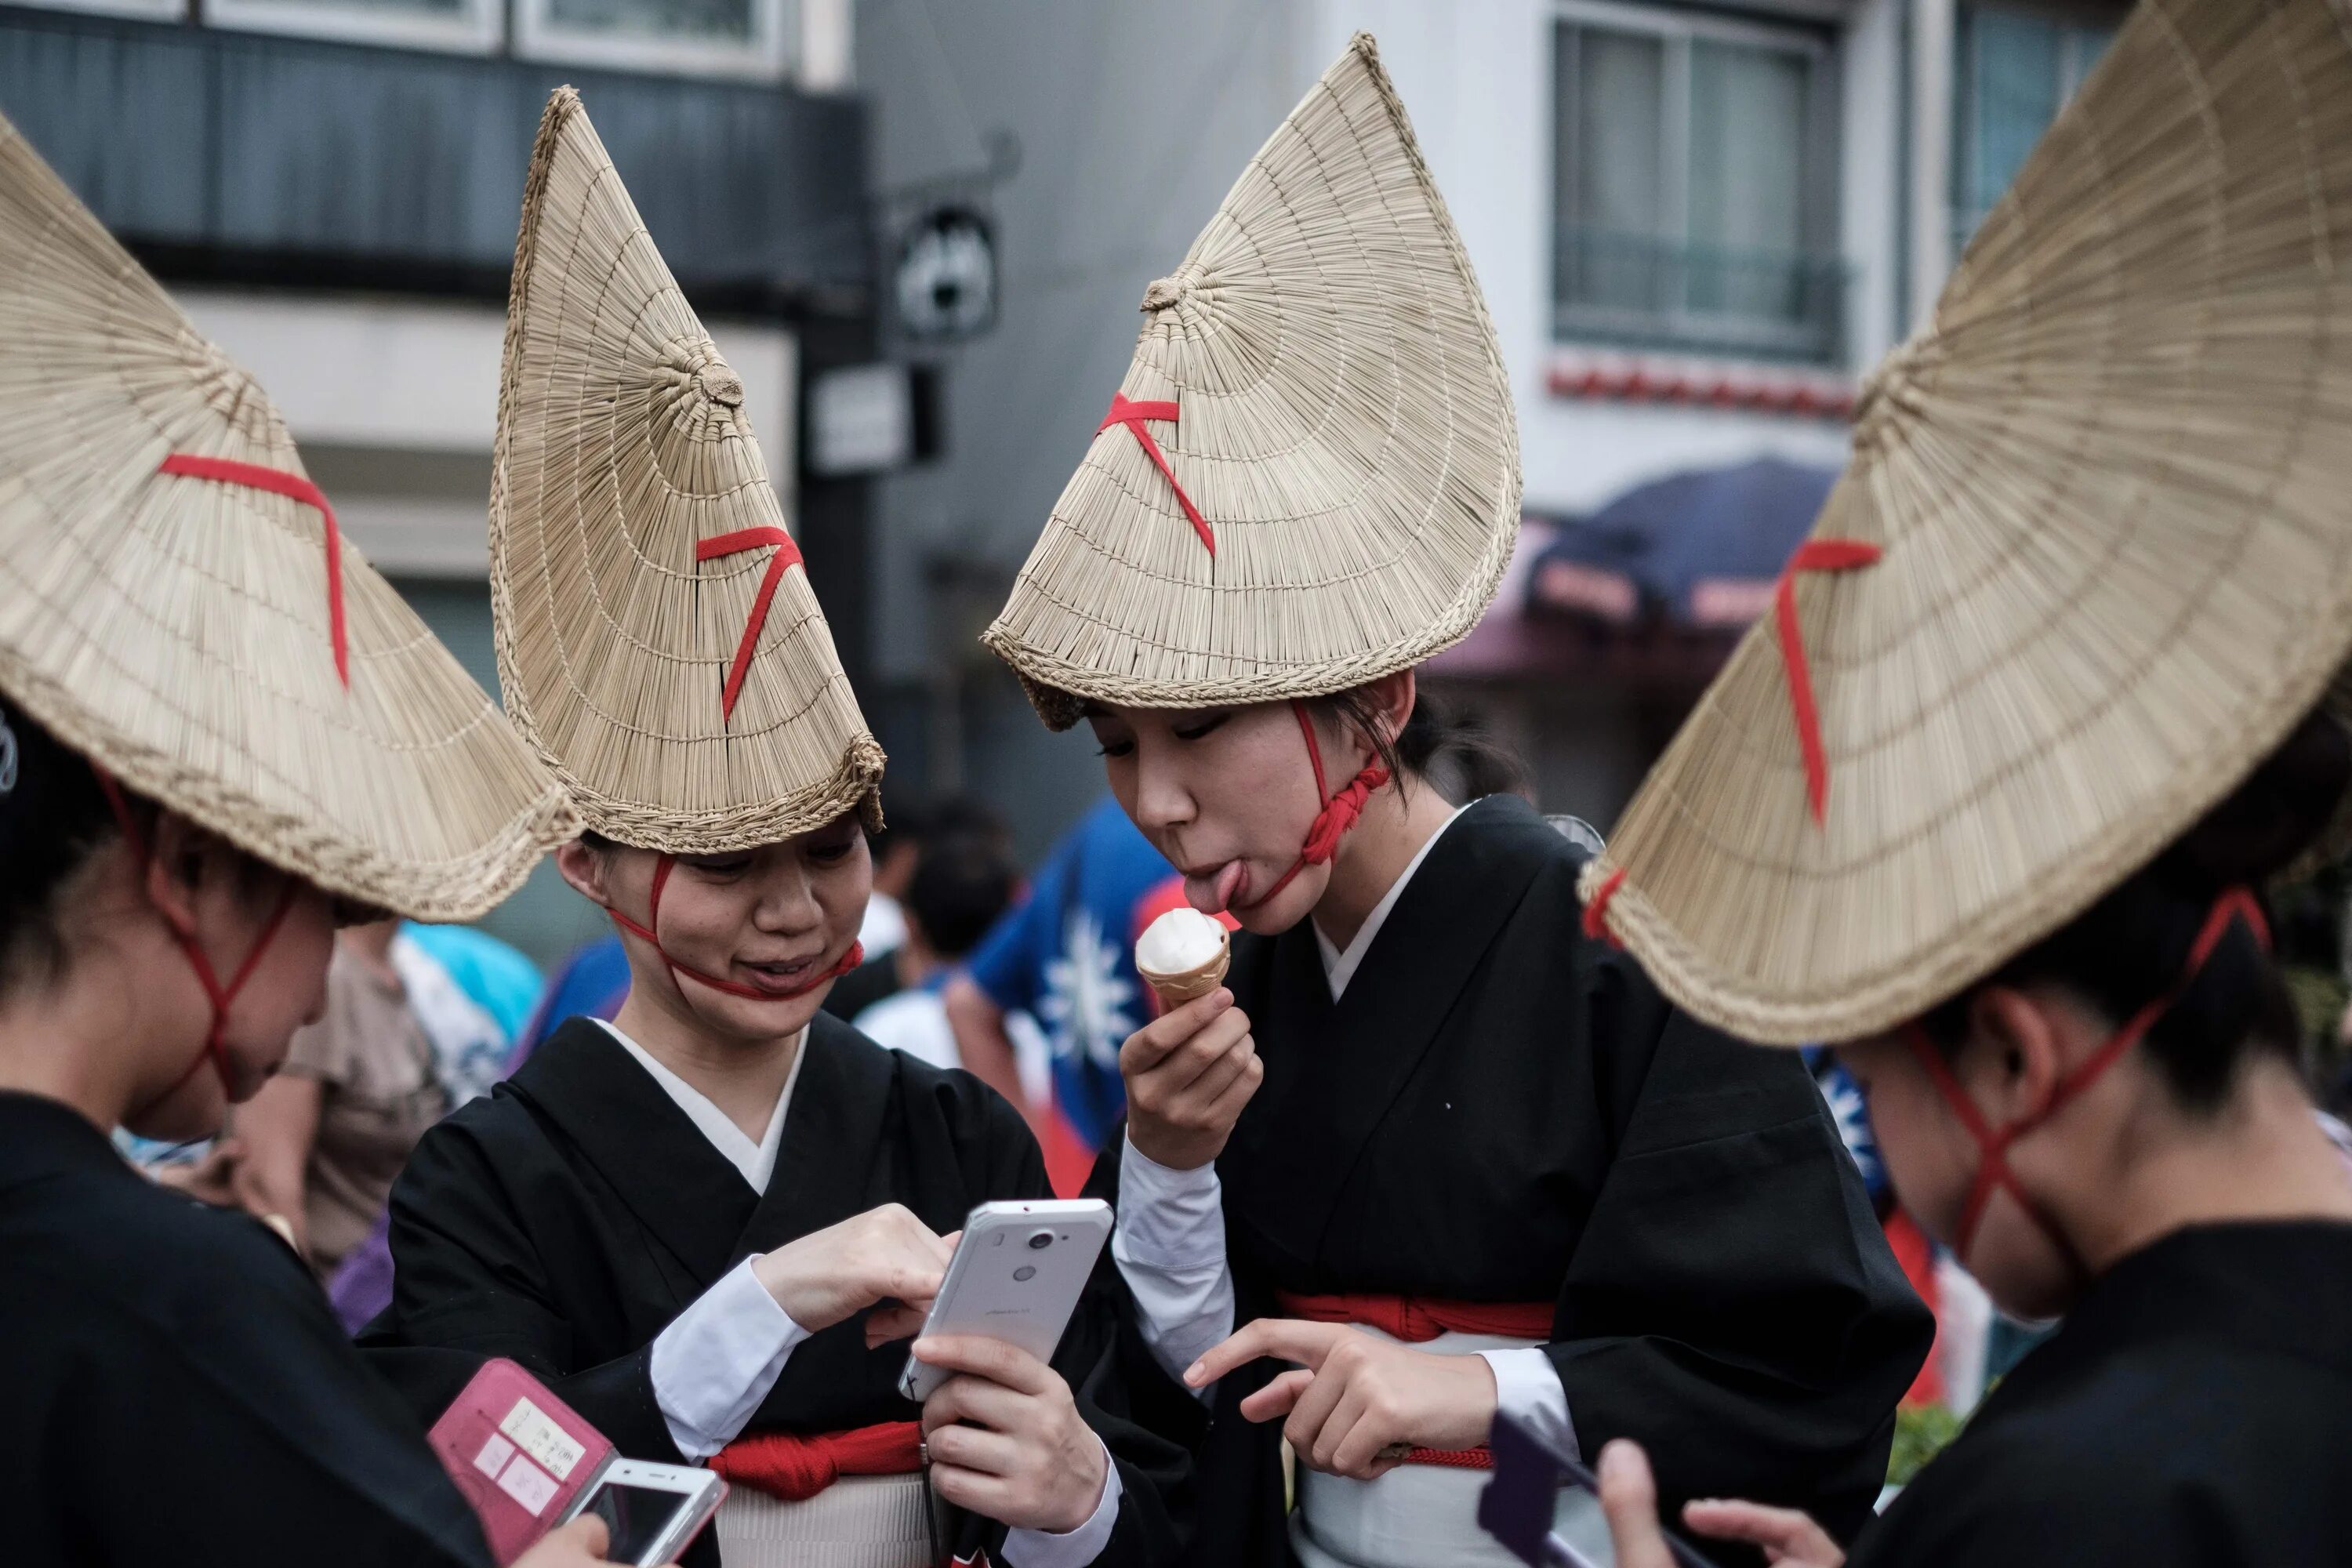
[[0, 114, 608, 1568], [978, 36, 1932, 1568], [1583, 2, 2352, 1561], [362, 90, 1192, 1568]]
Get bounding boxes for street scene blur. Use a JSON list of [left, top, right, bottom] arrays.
[[12, 1, 2352, 1565]]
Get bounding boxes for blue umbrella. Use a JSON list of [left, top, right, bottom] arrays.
[[1527, 458, 1839, 631]]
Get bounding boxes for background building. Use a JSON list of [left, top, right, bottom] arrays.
[[0, 0, 2130, 951], [858, 0, 2129, 854]]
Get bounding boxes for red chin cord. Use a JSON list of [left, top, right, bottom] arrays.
[[1904, 885, 2270, 1277], [1238, 702, 1392, 913], [606, 855, 863, 1003], [93, 768, 299, 1116]]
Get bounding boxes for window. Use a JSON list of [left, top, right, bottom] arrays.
[[1552, 2, 1842, 365], [514, 0, 796, 81], [203, 0, 500, 53], [1951, 4, 2119, 252]]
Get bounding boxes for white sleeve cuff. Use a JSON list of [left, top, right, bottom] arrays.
[[648, 1256, 810, 1460], [1478, 1347, 1579, 1462], [1000, 1442, 1123, 1568], [1109, 1134, 1234, 1397]]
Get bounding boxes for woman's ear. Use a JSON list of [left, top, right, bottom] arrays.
[[554, 839, 612, 907], [139, 810, 206, 938], [1363, 667, 1417, 748], [1966, 984, 2067, 1123]]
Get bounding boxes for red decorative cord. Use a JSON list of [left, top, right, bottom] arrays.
[[1098, 394, 1215, 556], [159, 454, 347, 687], [1581, 868, 1627, 948], [695, 525, 805, 723], [1240, 702, 1390, 911], [1773, 539, 1881, 825], [604, 853, 862, 1003]]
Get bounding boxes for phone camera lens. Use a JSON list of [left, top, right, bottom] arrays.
[[1026, 1229, 1054, 1250]]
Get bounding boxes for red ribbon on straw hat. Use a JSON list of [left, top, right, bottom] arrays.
[[1580, 537, 1881, 946], [696, 525, 804, 724], [1776, 539, 1881, 825], [1099, 394, 1215, 556], [158, 454, 348, 687]]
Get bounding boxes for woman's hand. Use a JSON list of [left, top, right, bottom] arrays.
[[1120, 988, 1261, 1171], [150, 1139, 246, 1207], [1185, 1319, 1497, 1480], [752, 1203, 953, 1335], [1597, 1440, 1846, 1568], [915, 1334, 1109, 1535], [514, 1515, 630, 1566]]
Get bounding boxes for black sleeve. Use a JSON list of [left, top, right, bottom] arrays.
[[956, 1091, 1200, 1568], [53, 1240, 492, 1568], [1544, 995, 1933, 1547], [361, 1118, 678, 1463]]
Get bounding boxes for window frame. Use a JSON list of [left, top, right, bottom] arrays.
[[14, 0, 187, 22], [513, 0, 797, 82], [201, 0, 501, 55], [1949, 0, 2126, 254], [1550, 0, 1844, 365]]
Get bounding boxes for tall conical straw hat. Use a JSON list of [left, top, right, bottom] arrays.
[[1579, 0, 2352, 1047], [491, 88, 884, 852], [0, 110, 575, 922], [981, 33, 1520, 728]]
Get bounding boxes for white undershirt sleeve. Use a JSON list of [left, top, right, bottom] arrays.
[[1476, 1347, 1580, 1461], [648, 1255, 811, 1460], [1109, 1135, 1235, 1400], [1000, 1444, 1123, 1568]]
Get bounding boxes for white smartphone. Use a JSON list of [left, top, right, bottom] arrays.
[[557, 1457, 727, 1566], [897, 1197, 1113, 1403]]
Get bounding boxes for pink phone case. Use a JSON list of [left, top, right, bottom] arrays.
[[428, 1359, 618, 1564]]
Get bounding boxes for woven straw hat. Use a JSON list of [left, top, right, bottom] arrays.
[[982, 33, 1520, 728], [1580, 0, 2352, 1047], [0, 110, 575, 922], [491, 88, 883, 853]]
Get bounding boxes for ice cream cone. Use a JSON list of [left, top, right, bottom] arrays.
[[1138, 927, 1231, 1009]]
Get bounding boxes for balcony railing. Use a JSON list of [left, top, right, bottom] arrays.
[[1552, 226, 1847, 367]]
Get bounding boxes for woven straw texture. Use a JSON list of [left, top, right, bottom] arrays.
[[491, 88, 883, 854], [0, 110, 575, 922], [1583, 0, 2352, 1046], [982, 33, 1520, 728]]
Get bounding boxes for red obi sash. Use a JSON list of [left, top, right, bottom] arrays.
[[711, 1421, 924, 1501], [1274, 1293, 1553, 1471]]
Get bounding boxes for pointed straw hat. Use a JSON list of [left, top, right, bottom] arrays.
[[981, 33, 1520, 728], [0, 110, 575, 922], [1578, 0, 2352, 1047], [490, 88, 884, 853]]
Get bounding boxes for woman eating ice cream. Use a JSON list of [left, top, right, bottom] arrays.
[[976, 35, 1932, 1568]]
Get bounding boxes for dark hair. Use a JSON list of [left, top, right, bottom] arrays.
[[0, 701, 136, 985], [1919, 710, 2352, 1112], [1322, 684, 1530, 806], [904, 833, 1018, 959]]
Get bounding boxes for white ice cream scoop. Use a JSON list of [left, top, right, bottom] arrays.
[[1135, 907, 1231, 1006]]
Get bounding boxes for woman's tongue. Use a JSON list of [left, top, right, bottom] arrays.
[[1185, 861, 1249, 915]]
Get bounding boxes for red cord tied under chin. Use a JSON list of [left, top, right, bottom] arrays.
[[158, 454, 348, 688], [605, 853, 862, 1002], [1299, 763, 1389, 866], [696, 525, 805, 724], [1098, 393, 1215, 556], [1774, 539, 1882, 825]]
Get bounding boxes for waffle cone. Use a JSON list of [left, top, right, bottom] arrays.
[[1139, 931, 1231, 1009]]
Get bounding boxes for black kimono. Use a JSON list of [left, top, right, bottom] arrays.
[[0, 1091, 490, 1568], [1853, 1220, 2352, 1566], [364, 1011, 1196, 1568], [1091, 795, 1931, 1566]]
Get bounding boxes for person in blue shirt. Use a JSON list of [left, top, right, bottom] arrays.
[[945, 795, 1177, 1153]]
